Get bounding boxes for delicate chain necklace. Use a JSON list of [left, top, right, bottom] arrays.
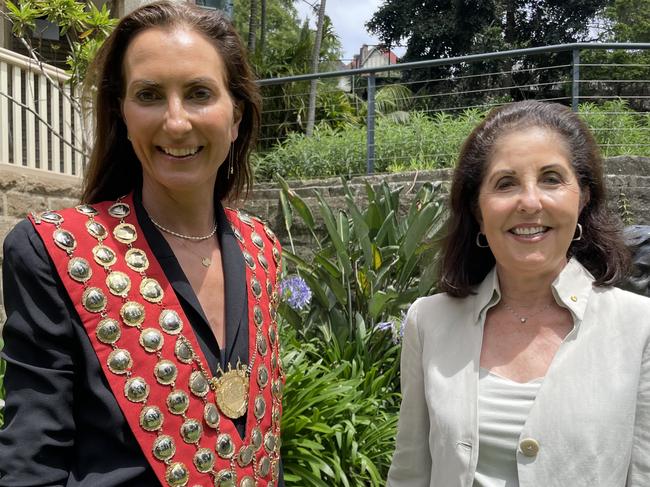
[[148, 213, 217, 241], [178, 239, 214, 268], [501, 301, 552, 324]]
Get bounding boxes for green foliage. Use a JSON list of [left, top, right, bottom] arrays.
[[232, 0, 344, 146], [579, 100, 650, 157], [580, 0, 650, 112], [367, 0, 608, 64], [280, 325, 401, 486], [277, 176, 446, 346], [5, 0, 117, 85], [254, 108, 483, 180], [255, 102, 650, 181], [366, 1, 609, 107], [604, 0, 650, 42]]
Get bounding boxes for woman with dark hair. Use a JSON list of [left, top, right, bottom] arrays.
[[0, 2, 283, 486], [388, 100, 650, 486]]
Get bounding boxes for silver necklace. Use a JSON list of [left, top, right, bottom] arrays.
[[501, 301, 552, 324], [148, 214, 217, 241]]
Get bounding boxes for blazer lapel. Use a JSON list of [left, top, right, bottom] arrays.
[[219, 214, 247, 368]]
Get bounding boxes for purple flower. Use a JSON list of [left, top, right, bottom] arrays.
[[280, 275, 312, 311], [374, 311, 407, 344], [374, 321, 394, 332]]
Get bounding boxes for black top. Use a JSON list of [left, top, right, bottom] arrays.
[[0, 193, 283, 486]]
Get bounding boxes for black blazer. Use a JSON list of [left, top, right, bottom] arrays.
[[0, 193, 284, 486]]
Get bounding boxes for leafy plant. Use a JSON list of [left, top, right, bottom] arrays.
[[280, 326, 400, 487], [254, 103, 650, 181], [277, 176, 447, 352], [5, 0, 117, 86]]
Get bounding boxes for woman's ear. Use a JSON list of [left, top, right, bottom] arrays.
[[231, 101, 243, 142]]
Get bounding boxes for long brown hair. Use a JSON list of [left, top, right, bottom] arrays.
[[439, 100, 630, 297], [81, 0, 260, 203]]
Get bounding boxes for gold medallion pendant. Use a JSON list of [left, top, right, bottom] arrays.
[[212, 364, 249, 419]]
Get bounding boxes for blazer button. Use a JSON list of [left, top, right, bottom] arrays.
[[519, 438, 540, 457]]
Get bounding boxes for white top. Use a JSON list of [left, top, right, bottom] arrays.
[[387, 259, 650, 487], [473, 369, 543, 487]]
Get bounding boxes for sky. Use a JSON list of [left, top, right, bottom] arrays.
[[293, 0, 405, 62]]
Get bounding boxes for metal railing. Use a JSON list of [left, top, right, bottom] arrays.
[[0, 43, 647, 179], [0, 47, 85, 177], [256, 42, 650, 178]]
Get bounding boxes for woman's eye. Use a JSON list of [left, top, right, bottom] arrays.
[[495, 178, 514, 190], [190, 88, 212, 101], [135, 90, 159, 102], [542, 172, 562, 184]]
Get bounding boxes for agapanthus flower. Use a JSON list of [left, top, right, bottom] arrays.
[[374, 311, 407, 344], [280, 275, 312, 311]]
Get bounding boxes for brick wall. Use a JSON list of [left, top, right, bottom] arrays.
[[1, 155, 649, 326]]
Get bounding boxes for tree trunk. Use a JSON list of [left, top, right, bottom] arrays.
[[259, 0, 267, 55], [306, 0, 327, 137], [248, 0, 258, 52]]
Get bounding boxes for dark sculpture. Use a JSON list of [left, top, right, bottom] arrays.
[[620, 225, 650, 297]]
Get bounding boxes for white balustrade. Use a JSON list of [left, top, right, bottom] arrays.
[[0, 46, 85, 177]]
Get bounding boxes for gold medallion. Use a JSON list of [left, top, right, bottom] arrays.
[[106, 271, 131, 297], [75, 204, 99, 216], [125, 248, 149, 272], [165, 462, 189, 487], [212, 365, 249, 419], [264, 224, 276, 243], [68, 257, 92, 283], [86, 220, 108, 240], [233, 227, 244, 244], [140, 277, 164, 303], [41, 211, 64, 224], [140, 405, 164, 432], [113, 223, 137, 244], [53, 229, 77, 252], [257, 252, 269, 272], [82, 287, 107, 313], [237, 210, 254, 227], [92, 244, 117, 267], [251, 232, 265, 250], [193, 448, 215, 473], [108, 202, 130, 218]]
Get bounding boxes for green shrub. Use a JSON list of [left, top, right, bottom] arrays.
[[254, 102, 650, 181], [579, 100, 650, 158], [281, 326, 400, 487]]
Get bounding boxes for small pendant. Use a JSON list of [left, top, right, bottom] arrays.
[[201, 257, 211, 267], [520, 318, 527, 323]]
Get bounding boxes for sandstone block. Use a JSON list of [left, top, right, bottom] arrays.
[[6, 192, 47, 218]]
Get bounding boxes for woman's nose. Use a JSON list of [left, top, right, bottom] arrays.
[[163, 97, 191, 135], [517, 184, 543, 214]]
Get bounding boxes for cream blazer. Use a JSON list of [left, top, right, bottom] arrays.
[[387, 259, 650, 487]]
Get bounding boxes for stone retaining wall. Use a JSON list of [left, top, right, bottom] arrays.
[[1, 155, 649, 324]]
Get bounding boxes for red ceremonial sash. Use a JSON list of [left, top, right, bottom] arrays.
[[29, 194, 283, 487]]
